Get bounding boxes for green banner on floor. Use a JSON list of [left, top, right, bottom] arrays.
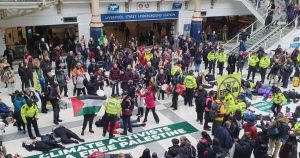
[[252, 101, 290, 112], [27, 121, 198, 158]]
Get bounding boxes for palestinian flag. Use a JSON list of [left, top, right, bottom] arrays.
[[70, 95, 107, 117]]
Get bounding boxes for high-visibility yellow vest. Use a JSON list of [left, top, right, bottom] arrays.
[[273, 93, 286, 105], [105, 98, 122, 115], [259, 56, 271, 69], [21, 103, 39, 124], [171, 65, 183, 76], [207, 52, 216, 61], [297, 53, 300, 62], [249, 55, 259, 67], [183, 75, 197, 89], [217, 52, 227, 63]]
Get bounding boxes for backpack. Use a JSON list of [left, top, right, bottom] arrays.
[[277, 122, 290, 138], [184, 145, 197, 158], [209, 103, 221, 120], [48, 85, 57, 100]]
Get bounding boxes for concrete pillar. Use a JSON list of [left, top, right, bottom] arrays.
[[0, 28, 5, 56], [90, 0, 103, 45], [190, 0, 202, 42]]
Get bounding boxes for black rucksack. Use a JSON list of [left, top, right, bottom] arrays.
[[48, 86, 57, 100]]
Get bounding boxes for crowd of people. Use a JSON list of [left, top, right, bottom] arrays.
[[1, 15, 300, 157]]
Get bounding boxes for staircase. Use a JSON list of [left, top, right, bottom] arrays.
[[236, 0, 270, 23], [247, 15, 300, 53]]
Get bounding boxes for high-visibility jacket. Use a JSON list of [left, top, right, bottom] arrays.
[[224, 93, 236, 115], [297, 53, 300, 62], [183, 75, 197, 89], [105, 98, 122, 115], [259, 56, 271, 69], [217, 52, 227, 63], [145, 52, 153, 62], [273, 93, 287, 105], [236, 101, 247, 113], [294, 121, 300, 132], [248, 55, 259, 67], [171, 65, 183, 76], [207, 52, 216, 61], [21, 103, 39, 124]]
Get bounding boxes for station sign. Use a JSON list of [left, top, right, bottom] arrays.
[[101, 11, 179, 22]]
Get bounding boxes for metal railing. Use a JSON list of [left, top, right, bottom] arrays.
[[262, 15, 300, 51], [0, 0, 54, 2], [224, 12, 283, 53], [248, 15, 300, 53]]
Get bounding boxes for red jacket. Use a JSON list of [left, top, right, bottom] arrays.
[[243, 123, 258, 141], [139, 87, 155, 108]]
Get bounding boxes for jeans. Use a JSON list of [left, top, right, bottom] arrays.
[[143, 107, 159, 123], [194, 63, 200, 72], [268, 138, 281, 158], [111, 82, 120, 96], [121, 116, 132, 134]]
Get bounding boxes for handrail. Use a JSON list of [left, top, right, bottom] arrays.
[[249, 15, 300, 53], [226, 12, 283, 53], [223, 8, 273, 50]]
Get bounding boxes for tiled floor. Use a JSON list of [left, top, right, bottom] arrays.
[[1, 63, 300, 157]]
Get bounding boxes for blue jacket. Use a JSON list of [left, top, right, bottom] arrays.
[[215, 126, 234, 149], [0, 102, 10, 113], [12, 97, 26, 114]]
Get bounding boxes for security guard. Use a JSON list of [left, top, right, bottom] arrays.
[[217, 49, 227, 76], [259, 53, 271, 83], [183, 70, 197, 106], [21, 98, 41, 139], [171, 62, 183, 76], [271, 87, 286, 117], [207, 50, 216, 75], [247, 53, 259, 81], [103, 94, 122, 139]]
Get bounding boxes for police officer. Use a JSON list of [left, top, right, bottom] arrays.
[[171, 62, 183, 76], [271, 87, 286, 117], [207, 49, 216, 75], [259, 53, 271, 83], [223, 89, 236, 118], [183, 70, 197, 106], [247, 53, 259, 81], [217, 49, 227, 76], [21, 98, 41, 139], [103, 94, 122, 139]]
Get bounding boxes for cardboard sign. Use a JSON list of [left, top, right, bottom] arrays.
[[217, 73, 242, 99]]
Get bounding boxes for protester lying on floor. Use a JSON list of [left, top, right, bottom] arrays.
[[52, 126, 85, 144], [22, 140, 65, 154]]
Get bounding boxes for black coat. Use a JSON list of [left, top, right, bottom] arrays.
[[195, 89, 208, 111], [165, 145, 183, 158], [233, 139, 255, 158], [254, 144, 272, 158]]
